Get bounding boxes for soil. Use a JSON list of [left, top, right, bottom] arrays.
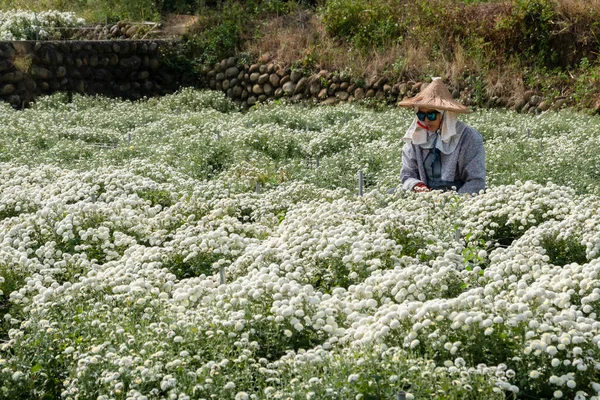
[[150, 14, 199, 39]]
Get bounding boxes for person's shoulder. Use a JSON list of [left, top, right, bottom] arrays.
[[457, 121, 483, 143], [402, 140, 417, 155]]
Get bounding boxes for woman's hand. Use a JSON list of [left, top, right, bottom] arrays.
[[413, 182, 430, 192]]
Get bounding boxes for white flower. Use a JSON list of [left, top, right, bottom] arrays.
[[2, 88, 600, 400], [551, 358, 561, 367], [529, 370, 540, 379]]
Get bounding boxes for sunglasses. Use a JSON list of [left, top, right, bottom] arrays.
[[416, 110, 440, 122]]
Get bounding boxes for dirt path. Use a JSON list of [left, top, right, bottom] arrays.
[[153, 14, 199, 38]]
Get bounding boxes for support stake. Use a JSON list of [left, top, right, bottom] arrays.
[[358, 170, 364, 196], [34, 12, 40, 41]]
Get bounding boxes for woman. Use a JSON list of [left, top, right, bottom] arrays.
[[398, 77, 486, 195]]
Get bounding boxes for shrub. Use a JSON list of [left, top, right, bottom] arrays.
[[161, 21, 240, 73], [540, 234, 587, 266], [321, 0, 406, 48], [490, 0, 557, 66]]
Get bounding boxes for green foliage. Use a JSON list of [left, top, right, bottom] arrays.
[[156, 0, 196, 13], [136, 188, 173, 208], [292, 49, 317, 71], [464, 74, 487, 108], [0, 264, 25, 339], [243, 0, 300, 14], [321, 0, 405, 49], [250, 317, 325, 361], [0, 0, 311, 23], [386, 226, 426, 258], [0, 203, 38, 220], [540, 235, 588, 266], [163, 252, 221, 278], [494, 0, 557, 66], [391, 57, 406, 78], [198, 21, 241, 66], [316, 0, 600, 94], [173, 0, 312, 73], [320, 0, 363, 38], [161, 21, 240, 73], [236, 51, 254, 65], [105, 0, 159, 21], [316, 0, 564, 71], [571, 57, 600, 109]]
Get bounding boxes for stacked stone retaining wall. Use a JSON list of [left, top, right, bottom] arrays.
[[199, 54, 562, 113], [0, 40, 184, 107], [0, 42, 562, 113], [200, 55, 393, 108]]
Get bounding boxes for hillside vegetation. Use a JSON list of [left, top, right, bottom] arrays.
[[2, 0, 600, 111]]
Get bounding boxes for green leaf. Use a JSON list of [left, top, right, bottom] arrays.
[[31, 363, 42, 373]]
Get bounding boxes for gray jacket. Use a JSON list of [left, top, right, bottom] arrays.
[[401, 121, 486, 194]]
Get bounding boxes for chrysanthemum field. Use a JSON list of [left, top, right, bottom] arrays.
[[0, 90, 599, 400]]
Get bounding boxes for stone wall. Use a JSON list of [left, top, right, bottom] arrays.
[[0, 40, 184, 108], [200, 54, 564, 113], [0, 42, 562, 113], [199, 55, 395, 109]]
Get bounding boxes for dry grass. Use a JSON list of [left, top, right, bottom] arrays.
[[484, 66, 526, 103], [245, 11, 315, 66], [246, 10, 450, 82], [448, 42, 469, 79], [12, 53, 32, 73], [162, 14, 199, 36], [240, 0, 600, 105], [327, 44, 406, 81], [554, 0, 600, 15]]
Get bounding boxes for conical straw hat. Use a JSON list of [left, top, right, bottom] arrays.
[[397, 77, 470, 113]]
